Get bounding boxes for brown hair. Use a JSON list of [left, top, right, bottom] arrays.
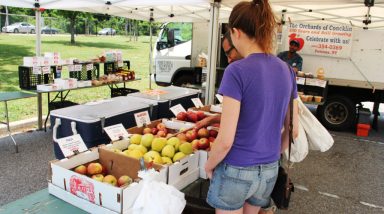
[[228, 0, 276, 54]]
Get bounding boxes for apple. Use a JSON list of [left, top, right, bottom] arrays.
[[74, 165, 87, 175], [208, 137, 216, 143], [187, 111, 198, 123], [209, 130, 218, 138], [143, 151, 163, 164], [141, 133, 154, 148], [151, 137, 167, 152], [176, 133, 187, 142], [124, 149, 143, 159], [92, 174, 104, 182], [186, 130, 197, 141], [143, 127, 152, 134], [151, 127, 158, 135], [173, 152, 186, 162], [196, 111, 206, 121], [103, 175, 117, 186], [156, 123, 166, 130], [179, 142, 193, 155], [130, 134, 142, 145], [87, 162, 103, 175], [167, 137, 180, 146], [161, 157, 173, 165], [198, 138, 210, 150], [156, 129, 167, 137], [212, 123, 220, 128], [191, 139, 200, 150], [134, 144, 148, 154], [117, 175, 132, 187], [161, 144, 175, 158], [176, 112, 187, 121], [101, 165, 108, 176], [197, 128, 209, 138]]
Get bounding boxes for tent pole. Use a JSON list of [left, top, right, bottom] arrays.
[[35, 9, 41, 56], [205, 1, 220, 104], [149, 8, 154, 89]]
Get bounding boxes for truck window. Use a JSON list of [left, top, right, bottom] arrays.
[[158, 23, 192, 50]]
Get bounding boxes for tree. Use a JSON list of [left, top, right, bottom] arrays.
[[57, 10, 81, 44]]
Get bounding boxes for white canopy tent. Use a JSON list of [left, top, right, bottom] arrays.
[[2, 0, 384, 103]]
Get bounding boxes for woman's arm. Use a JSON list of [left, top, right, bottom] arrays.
[[205, 96, 240, 179]]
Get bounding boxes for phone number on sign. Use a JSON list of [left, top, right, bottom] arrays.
[[314, 44, 343, 50]]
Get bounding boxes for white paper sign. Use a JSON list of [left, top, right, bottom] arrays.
[[296, 77, 305, 85], [68, 65, 75, 72], [32, 66, 41, 75], [306, 78, 327, 88], [117, 60, 124, 67], [74, 64, 82, 71], [191, 98, 204, 108], [170, 104, 187, 116], [57, 134, 88, 158], [86, 64, 93, 71], [42, 66, 50, 74], [134, 111, 151, 127], [104, 124, 130, 141], [215, 94, 223, 103]]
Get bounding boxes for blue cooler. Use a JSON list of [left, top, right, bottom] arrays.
[[127, 86, 201, 119], [50, 96, 158, 159]]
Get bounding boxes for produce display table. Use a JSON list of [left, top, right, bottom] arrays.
[[0, 91, 36, 153], [34, 78, 141, 130]]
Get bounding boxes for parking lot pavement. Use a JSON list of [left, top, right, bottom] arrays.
[[0, 120, 383, 213]]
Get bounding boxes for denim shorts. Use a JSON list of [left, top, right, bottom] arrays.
[[206, 161, 279, 211]]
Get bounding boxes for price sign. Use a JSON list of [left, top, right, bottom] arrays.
[[42, 66, 50, 74], [104, 124, 130, 141], [134, 111, 151, 127], [306, 78, 327, 88], [57, 134, 88, 158], [86, 64, 93, 71], [74, 64, 82, 71], [117, 60, 123, 67], [32, 66, 41, 75], [296, 77, 305, 85], [191, 98, 204, 108], [68, 65, 75, 72], [215, 94, 223, 103], [170, 104, 186, 117]]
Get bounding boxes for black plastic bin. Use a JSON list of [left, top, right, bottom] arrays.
[[182, 179, 214, 214], [104, 60, 130, 75], [18, 66, 56, 90], [111, 87, 140, 98]]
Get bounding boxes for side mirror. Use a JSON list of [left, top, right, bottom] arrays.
[[156, 43, 161, 51], [167, 29, 175, 46]]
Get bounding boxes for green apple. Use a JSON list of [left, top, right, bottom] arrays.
[[143, 151, 163, 164], [179, 142, 193, 155], [173, 152, 186, 162], [91, 174, 104, 182], [161, 156, 173, 165], [128, 144, 138, 150], [151, 137, 167, 152], [134, 144, 148, 154], [166, 137, 180, 146], [130, 134, 142, 145], [161, 144, 175, 158], [103, 175, 117, 186], [141, 134, 154, 148]]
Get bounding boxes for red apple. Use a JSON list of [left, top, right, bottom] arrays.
[[196, 111, 206, 121], [87, 162, 103, 175], [208, 137, 216, 143], [103, 175, 117, 186], [117, 175, 132, 187], [187, 111, 198, 123], [156, 123, 166, 130], [198, 138, 210, 150], [74, 165, 87, 175], [92, 174, 104, 182], [191, 139, 200, 150], [101, 165, 108, 176], [143, 127, 152, 134], [176, 112, 187, 121], [157, 130, 167, 137], [151, 127, 158, 135], [186, 130, 197, 141], [197, 128, 209, 138], [209, 130, 218, 137], [212, 123, 220, 128], [177, 133, 187, 142]]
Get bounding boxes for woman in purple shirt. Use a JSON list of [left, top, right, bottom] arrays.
[[205, 0, 298, 213]]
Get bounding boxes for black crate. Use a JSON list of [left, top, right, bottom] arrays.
[[104, 60, 130, 75], [111, 88, 140, 98], [182, 179, 214, 214], [69, 63, 100, 80], [18, 66, 55, 90], [48, 101, 79, 111]]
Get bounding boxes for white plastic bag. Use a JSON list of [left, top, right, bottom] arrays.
[[297, 99, 334, 152], [285, 121, 309, 162], [132, 169, 186, 214]]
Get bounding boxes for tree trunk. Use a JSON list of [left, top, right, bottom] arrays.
[[70, 17, 75, 44]]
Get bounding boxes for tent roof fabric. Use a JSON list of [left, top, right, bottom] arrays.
[[2, 0, 384, 28]]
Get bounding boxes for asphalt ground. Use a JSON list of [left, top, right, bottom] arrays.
[[0, 115, 383, 213]]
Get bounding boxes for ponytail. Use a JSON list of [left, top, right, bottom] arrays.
[[229, 0, 276, 54]]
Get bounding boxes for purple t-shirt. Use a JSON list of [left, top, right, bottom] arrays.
[[218, 53, 298, 166]]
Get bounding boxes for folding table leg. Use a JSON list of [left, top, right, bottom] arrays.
[[4, 101, 18, 153]]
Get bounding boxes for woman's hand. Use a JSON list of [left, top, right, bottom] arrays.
[[205, 163, 214, 179]]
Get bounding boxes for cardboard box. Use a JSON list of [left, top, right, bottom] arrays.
[[37, 83, 59, 92], [198, 150, 209, 179], [77, 80, 92, 88], [127, 119, 195, 135], [167, 152, 199, 190], [49, 147, 166, 213], [54, 78, 78, 89], [189, 104, 222, 114]]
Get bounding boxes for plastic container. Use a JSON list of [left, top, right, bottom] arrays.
[[18, 66, 55, 90], [358, 108, 371, 124], [314, 96, 323, 103], [317, 67, 325, 80], [356, 123, 370, 137]]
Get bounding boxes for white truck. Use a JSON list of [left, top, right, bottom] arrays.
[[153, 22, 384, 131]]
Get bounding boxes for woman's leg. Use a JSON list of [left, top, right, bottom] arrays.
[[216, 207, 244, 214], [244, 202, 261, 214]]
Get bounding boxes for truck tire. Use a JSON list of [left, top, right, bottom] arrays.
[[317, 96, 356, 131], [173, 75, 194, 87]]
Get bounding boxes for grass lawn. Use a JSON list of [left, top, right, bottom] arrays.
[[0, 34, 159, 123]]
